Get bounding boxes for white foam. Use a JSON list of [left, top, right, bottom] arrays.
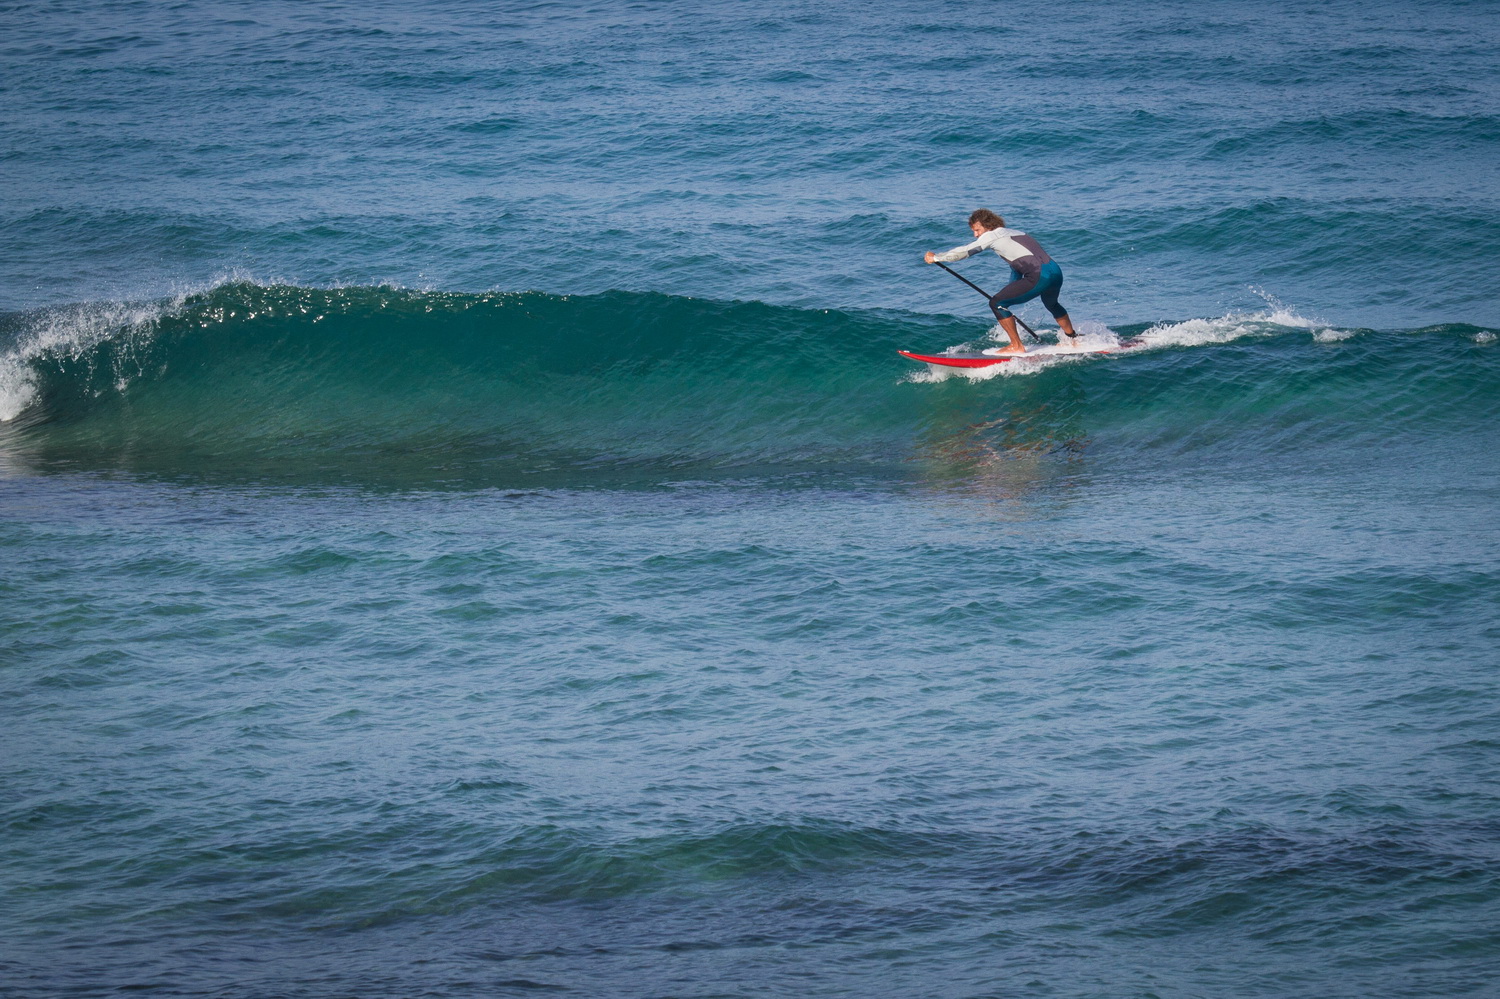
[[1134, 293, 1355, 350], [0, 272, 301, 422], [1313, 327, 1357, 342], [1134, 315, 1263, 349], [0, 297, 178, 422], [0, 362, 38, 422], [903, 298, 1356, 384]]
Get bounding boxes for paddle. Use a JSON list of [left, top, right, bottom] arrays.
[[932, 260, 1041, 341]]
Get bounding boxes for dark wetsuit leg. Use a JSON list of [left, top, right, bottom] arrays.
[[991, 262, 1068, 321], [988, 269, 1037, 321], [1036, 262, 1068, 320]]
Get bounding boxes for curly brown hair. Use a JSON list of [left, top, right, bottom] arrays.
[[968, 209, 1005, 230]]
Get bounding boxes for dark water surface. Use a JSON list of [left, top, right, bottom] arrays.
[[3, 2, 1499, 996]]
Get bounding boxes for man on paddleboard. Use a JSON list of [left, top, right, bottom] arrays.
[[924, 209, 1079, 355]]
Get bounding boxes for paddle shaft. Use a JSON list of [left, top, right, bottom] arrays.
[[933, 261, 1039, 340]]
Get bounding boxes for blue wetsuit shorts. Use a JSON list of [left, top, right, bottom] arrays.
[[988, 260, 1068, 322]]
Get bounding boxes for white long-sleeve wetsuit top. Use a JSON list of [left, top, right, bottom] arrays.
[[933, 227, 1052, 277]]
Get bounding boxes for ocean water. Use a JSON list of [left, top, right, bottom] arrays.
[[3, 2, 1499, 997]]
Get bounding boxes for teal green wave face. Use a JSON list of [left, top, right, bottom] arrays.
[[2, 282, 1495, 488], [0, 284, 933, 484]]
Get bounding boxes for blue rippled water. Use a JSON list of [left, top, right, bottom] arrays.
[[3, 2, 1499, 997]]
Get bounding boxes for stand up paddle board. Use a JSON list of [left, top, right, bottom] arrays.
[[899, 341, 1138, 368]]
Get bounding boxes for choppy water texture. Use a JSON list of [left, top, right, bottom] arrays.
[[3, 2, 1500, 997]]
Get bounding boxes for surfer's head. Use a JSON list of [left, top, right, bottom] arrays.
[[968, 209, 1004, 234]]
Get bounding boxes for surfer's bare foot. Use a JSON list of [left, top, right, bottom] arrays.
[[996, 346, 1026, 355]]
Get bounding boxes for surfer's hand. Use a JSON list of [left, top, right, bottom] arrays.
[[923, 251, 936, 264]]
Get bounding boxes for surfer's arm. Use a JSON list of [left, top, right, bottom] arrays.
[[928, 236, 987, 264]]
